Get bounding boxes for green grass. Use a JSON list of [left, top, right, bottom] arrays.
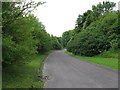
[[99, 49, 119, 59], [3, 50, 56, 88], [66, 51, 118, 70]]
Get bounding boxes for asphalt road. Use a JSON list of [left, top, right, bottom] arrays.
[[43, 50, 118, 88]]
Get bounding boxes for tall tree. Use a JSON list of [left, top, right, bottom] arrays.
[[2, 1, 45, 65]]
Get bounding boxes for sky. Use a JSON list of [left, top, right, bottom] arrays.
[[33, 0, 119, 37]]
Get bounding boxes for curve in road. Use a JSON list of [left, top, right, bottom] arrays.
[[43, 50, 118, 88]]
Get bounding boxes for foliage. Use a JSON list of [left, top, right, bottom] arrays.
[[57, 37, 63, 46], [2, 1, 45, 29], [99, 49, 119, 59], [32, 17, 52, 53], [62, 1, 119, 57], [75, 1, 116, 32], [2, 2, 62, 65], [67, 12, 118, 56], [62, 30, 75, 47], [2, 16, 38, 65], [51, 36, 62, 50]]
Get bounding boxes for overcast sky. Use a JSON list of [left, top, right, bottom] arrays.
[[33, 0, 119, 37]]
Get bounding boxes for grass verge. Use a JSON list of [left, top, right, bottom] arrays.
[[3, 50, 56, 88], [66, 51, 118, 70]]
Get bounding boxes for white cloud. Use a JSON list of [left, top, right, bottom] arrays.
[[33, 0, 119, 37]]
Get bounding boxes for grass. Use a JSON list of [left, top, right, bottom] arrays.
[[66, 51, 119, 70], [2, 50, 56, 88]]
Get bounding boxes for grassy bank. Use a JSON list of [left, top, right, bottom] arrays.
[[3, 50, 55, 88], [66, 51, 118, 70]]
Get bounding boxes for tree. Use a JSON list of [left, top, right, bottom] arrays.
[[66, 11, 118, 56], [2, 1, 45, 30], [62, 30, 75, 47], [51, 36, 62, 50], [64, 1, 118, 56], [2, 16, 38, 65], [2, 1, 45, 65], [75, 1, 116, 33]]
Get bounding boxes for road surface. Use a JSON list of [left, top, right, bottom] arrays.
[[43, 50, 118, 88]]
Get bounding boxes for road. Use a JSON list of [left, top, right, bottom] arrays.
[[43, 50, 118, 88]]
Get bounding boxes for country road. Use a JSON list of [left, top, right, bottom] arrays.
[[43, 50, 118, 88]]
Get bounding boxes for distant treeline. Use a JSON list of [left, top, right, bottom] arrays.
[[62, 1, 119, 56], [2, 2, 62, 66]]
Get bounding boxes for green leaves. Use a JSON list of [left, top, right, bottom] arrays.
[[2, 16, 38, 65], [62, 30, 75, 47], [63, 1, 118, 57], [2, 35, 15, 64], [51, 36, 62, 50], [2, 3, 62, 65], [2, 2, 54, 65]]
